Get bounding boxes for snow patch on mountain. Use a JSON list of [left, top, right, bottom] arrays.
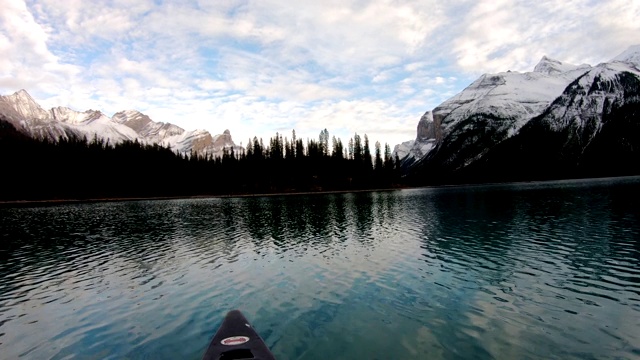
[[52, 107, 106, 125], [0, 90, 243, 157], [544, 60, 640, 133], [393, 111, 438, 165], [533, 56, 590, 75], [0, 89, 50, 122], [113, 110, 184, 144], [434, 58, 591, 137], [69, 115, 139, 142], [612, 44, 640, 67], [394, 44, 640, 171], [395, 57, 592, 164]]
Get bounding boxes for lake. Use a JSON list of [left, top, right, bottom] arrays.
[[1, 177, 639, 359]]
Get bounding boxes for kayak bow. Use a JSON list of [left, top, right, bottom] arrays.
[[202, 310, 276, 360]]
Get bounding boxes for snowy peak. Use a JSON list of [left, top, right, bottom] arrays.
[[51, 106, 107, 124], [542, 58, 640, 133], [11, 89, 38, 105], [113, 109, 185, 144], [533, 56, 556, 73], [0, 89, 243, 158], [612, 44, 640, 67], [12, 89, 38, 105], [161, 127, 245, 157], [0, 89, 50, 121], [395, 45, 640, 173], [112, 110, 154, 132], [392, 111, 438, 165], [211, 129, 234, 148], [432, 59, 592, 139], [533, 56, 588, 75]]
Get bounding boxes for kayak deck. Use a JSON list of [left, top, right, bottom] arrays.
[[202, 310, 276, 360]]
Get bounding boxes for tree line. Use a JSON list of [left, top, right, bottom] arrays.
[[0, 119, 402, 201]]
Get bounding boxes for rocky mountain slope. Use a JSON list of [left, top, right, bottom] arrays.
[[397, 45, 640, 182], [0, 90, 243, 157]]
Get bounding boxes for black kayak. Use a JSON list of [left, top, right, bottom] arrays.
[[202, 310, 276, 360]]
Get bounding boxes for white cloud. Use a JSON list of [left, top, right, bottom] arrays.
[[2, 0, 639, 150], [0, 0, 82, 92], [452, 0, 640, 74]]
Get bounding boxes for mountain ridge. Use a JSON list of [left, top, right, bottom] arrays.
[[396, 44, 640, 182], [0, 90, 243, 157]]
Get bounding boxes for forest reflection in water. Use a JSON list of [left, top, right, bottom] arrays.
[[0, 177, 639, 359]]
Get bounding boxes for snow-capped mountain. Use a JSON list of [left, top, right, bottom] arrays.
[[0, 89, 50, 121], [475, 47, 640, 180], [112, 110, 184, 143], [397, 45, 640, 180], [0, 90, 140, 143], [111, 109, 243, 155], [393, 111, 438, 166], [0, 90, 243, 157]]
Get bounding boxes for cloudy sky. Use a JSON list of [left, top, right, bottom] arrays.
[[1, 0, 639, 148]]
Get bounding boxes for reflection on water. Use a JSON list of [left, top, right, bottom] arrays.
[[1, 177, 640, 359]]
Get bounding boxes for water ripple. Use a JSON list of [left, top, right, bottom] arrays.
[[1, 178, 640, 359]]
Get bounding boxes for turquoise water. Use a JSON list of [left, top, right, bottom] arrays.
[[1, 177, 639, 359]]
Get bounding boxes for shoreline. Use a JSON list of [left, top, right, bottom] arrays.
[[3, 175, 639, 207], [0, 187, 407, 206]]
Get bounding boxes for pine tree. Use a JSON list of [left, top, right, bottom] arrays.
[[295, 138, 305, 159], [285, 138, 292, 159], [246, 138, 253, 158], [269, 132, 284, 160], [374, 141, 383, 171], [384, 143, 392, 170], [353, 134, 362, 163], [348, 138, 354, 160], [291, 129, 297, 158], [363, 134, 372, 171], [252, 137, 262, 160], [319, 129, 329, 157], [332, 136, 344, 160]]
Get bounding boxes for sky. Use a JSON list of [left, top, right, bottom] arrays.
[[1, 0, 639, 149]]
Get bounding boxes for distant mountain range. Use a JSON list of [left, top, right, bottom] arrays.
[[3, 45, 639, 184], [395, 45, 640, 182], [0, 90, 243, 157]]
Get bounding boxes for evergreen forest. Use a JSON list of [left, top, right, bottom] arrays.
[[0, 119, 402, 201]]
